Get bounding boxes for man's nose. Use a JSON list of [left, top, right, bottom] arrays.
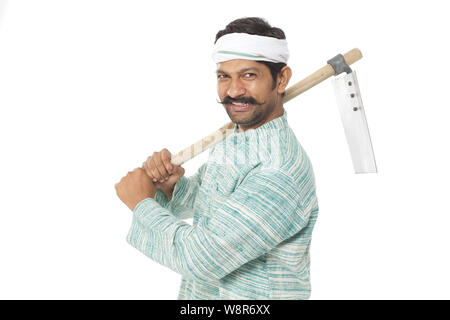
[[227, 79, 246, 98]]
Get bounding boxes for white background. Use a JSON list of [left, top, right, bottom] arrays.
[[0, 0, 449, 300]]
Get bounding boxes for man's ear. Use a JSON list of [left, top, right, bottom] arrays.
[[277, 66, 292, 95]]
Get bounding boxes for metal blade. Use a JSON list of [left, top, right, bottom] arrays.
[[331, 71, 377, 174]]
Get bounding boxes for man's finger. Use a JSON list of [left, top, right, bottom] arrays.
[[153, 152, 170, 182], [161, 148, 173, 173], [143, 157, 155, 179], [150, 155, 165, 182]]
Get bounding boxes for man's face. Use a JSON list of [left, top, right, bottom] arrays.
[[216, 59, 278, 130]]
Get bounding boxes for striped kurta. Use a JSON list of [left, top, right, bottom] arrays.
[[127, 109, 319, 299]]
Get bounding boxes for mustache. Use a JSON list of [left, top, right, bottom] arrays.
[[217, 95, 264, 106]]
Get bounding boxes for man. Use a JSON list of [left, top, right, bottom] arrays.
[[115, 17, 319, 300]]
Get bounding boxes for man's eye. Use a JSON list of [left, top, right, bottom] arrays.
[[243, 73, 256, 78], [217, 74, 228, 79]]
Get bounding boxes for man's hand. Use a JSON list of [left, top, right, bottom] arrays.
[[142, 148, 185, 200], [115, 168, 157, 211]]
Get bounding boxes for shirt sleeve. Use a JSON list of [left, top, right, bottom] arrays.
[[152, 162, 207, 219], [126, 168, 310, 282]]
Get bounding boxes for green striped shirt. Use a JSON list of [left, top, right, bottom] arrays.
[[127, 109, 319, 299]]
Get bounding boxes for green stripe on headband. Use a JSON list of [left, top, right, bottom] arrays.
[[217, 50, 266, 59]]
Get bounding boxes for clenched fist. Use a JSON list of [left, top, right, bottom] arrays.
[[142, 148, 185, 199], [115, 167, 157, 211]]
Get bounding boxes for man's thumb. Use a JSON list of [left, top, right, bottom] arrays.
[[173, 166, 185, 178]]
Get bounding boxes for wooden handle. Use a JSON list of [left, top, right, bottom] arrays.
[[171, 48, 363, 166], [171, 121, 235, 166]]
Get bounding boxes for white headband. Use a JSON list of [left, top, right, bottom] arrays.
[[212, 33, 289, 64]]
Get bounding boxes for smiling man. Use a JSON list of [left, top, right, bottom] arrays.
[[217, 58, 286, 130], [115, 17, 319, 300]]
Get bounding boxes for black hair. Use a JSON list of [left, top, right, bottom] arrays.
[[215, 17, 287, 92]]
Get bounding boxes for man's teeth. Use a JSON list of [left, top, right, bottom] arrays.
[[232, 102, 249, 106]]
